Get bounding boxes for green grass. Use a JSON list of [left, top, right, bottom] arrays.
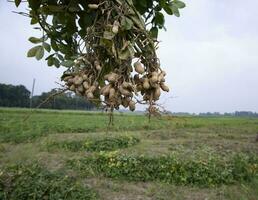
[[0, 108, 258, 199], [46, 135, 140, 152], [0, 108, 172, 143]]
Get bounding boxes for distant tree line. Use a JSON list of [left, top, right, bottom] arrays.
[[0, 83, 95, 110], [1, 83, 257, 115], [31, 89, 95, 110], [231, 111, 258, 117], [199, 112, 258, 117], [173, 112, 258, 117], [0, 83, 30, 107]]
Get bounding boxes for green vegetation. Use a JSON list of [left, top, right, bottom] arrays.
[[47, 135, 140, 152], [0, 108, 171, 143], [0, 163, 98, 200], [0, 108, 258, 199], [69, 152, 257, 186]]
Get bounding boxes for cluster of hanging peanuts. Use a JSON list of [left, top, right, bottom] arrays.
[[63, 73, 99, 100], [63, 58, 169, 112], [101, 72, 136, 111], [133, 62, 169, 103], [63, 57, 100, 101]]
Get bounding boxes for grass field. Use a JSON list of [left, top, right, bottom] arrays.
[[0, 108, 258, 200]]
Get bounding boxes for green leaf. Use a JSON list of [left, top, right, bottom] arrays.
[[15, 0, 21, 7], [45, 53, 55, 60], [138, 0, 147, 8], [78, 29, 86, 38], [174, 0, 186, 9], [53, 58, 60, 68], [121, 17, 134, 30], [28, 37, 42, 44], [27, 46, 41, 57], [57, 53, 64, 61], [28, 0, 41, 10], [163, 3, 173, 15], [154, 5, 162, 12], [51, 40, 59, 51], [61, 60, 74, 67], [154, 12, 165, 27], [58, 44, 70, 55], [47, 57, 54, 66], [150, 27, 158, 38], [30, 17, 38, 25], [118, 44, 134, 60], [171, 4, 180, 17], [159, 0, 166, 8], [43, 42, 51, 52], [35, 46, 44, 60], [78, 12, 95, 29], [99, 38, 113, 51]]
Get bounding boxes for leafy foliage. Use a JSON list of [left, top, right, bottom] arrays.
[[69, 152, 258, 186], [14, 0, 185, 63], [0, 163, 98, 200], [47, 135, 140, 152]]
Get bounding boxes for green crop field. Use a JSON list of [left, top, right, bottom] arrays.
[[0, 108, 258, 200]]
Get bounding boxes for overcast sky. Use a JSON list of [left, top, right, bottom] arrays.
[[0, 0, 258, 113]]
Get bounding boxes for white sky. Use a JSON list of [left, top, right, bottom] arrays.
[[0, 0, 258, 113]]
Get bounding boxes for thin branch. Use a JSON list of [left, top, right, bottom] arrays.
[[23, 88, 68, 121]]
